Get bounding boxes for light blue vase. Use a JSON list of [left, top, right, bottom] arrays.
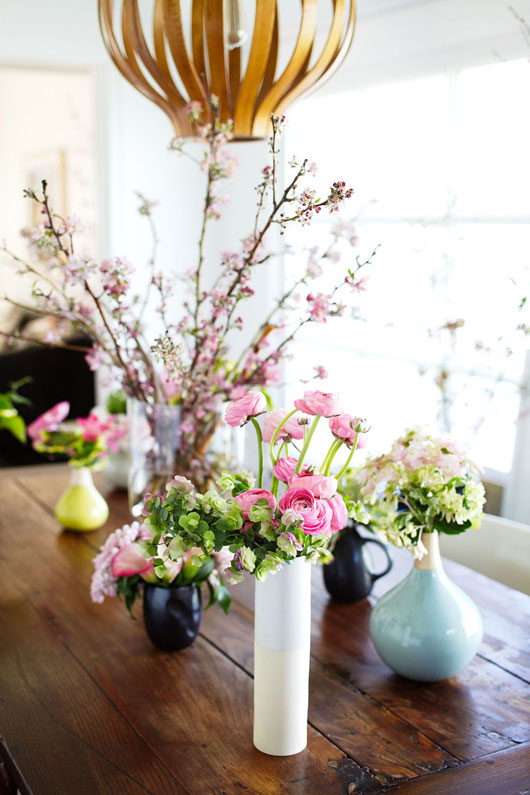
[[370, 532, 482, 682]]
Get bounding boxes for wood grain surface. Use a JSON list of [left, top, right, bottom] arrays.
[[1, 466, 529, 794]]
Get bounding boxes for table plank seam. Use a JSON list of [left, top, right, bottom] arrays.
[[311, 663, 464, 763], [476, 651, 530, 687], [14, 476, 59, 522], [8, 578, 192, 795], [376, 740, 530, 793]]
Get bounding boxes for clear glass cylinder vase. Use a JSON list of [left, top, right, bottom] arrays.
[[127, 398, 181, 518]]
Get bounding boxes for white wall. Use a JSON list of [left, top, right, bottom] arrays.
[[0, 68, 97, 338]]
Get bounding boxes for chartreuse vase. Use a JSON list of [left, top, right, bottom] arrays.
[[369, 531, 482, 681], [54, 467, 109, 532]]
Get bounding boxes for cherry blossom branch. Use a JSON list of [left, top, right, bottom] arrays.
[[0, 329, 91, 353]]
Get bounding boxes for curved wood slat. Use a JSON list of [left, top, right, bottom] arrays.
[[228, 45, 241, 113], [163, 0, 206, 104], [153, 0, 177, 88], [121, 2, 174, 111], [255, 4, 279, 110], [125, 0, 184, 109], [191, 0, 207, 84], [233, 0, 276, 137], [310, 21, 355, 94], [253, 0, 318, 136], [99, 0, 184, 134], [279, 0, 356, 109], [205, 0, 231, 122]]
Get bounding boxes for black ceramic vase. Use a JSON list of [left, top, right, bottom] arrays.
[[143, 582, 202, 651], [324, 523, 393, 603]]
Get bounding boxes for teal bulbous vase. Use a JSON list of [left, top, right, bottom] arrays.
[[369, 531, 482, 682]]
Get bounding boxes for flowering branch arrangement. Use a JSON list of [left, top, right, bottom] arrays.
[[2, 96, 372, 487], [27, 401, 125, 469], [90, 520, 232, 616], [136, 389, 369, 583], [358, 428, 485, 558]]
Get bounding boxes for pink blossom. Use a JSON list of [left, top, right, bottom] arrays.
[[272, 456, 299, 483], [329, 413, 367, 448], [289, 473, 337, 499], [111, 542, 154, 578], [27, 401, 70, 442], [77, 413, 109, 443], [278, 488, 332, 536], [234, 489, 276, 519], [85, 346, 106, 372], [294, 390, 341, 418], [328, 493, 348, 532], [314, 365, 328, 380], [106, 419, 127, 453], [306, 292, 333, 322], [262, 409, 305, 444], [225, 391, 267, 426]]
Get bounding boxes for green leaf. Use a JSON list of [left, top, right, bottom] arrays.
[[214, 584, 231, 614], [0, 414, 26, 443], [194, 557, 215, 583], [213, 529, 226, 551], [433, 517, 471, 535]]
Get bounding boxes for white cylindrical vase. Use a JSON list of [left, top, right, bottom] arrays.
[[253, 557, 311, 756]]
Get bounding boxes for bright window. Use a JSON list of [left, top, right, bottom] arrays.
[[284, 59, 530, 474]]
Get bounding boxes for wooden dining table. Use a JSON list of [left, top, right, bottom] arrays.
[[1, 464, 529, 795]]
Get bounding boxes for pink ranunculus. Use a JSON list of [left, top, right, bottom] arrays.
[[273, 456, 298, 483], [234, 488, 276, 519], [262, 409, 305, 444], [329, 413, 367, 448], [111, 542, 153, 578], [77, 412, 109, 443], [225, 390, 267, 427], [289, 473, 337, 500], [278, 488, 332, 536], [27, 401, 70, 442], [328, 493, 348, 532], [293, 390, 341, 418]]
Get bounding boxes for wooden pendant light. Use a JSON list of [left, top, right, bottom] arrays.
[[98, 0, 356, 140]]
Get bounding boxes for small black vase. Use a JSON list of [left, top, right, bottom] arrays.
[[324, 523, 393, 603], [143, 582, 202, 651]]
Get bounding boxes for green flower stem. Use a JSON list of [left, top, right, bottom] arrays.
[[269, 408, 298, 469], [250, 417, 264, 488], [323, 439, 343, 476], [294, 415, 320, 474], [271, 474, 279, 498], [275, 440, 287, 466], [319, 440, 336, 473], [335, 433, 359, 481]]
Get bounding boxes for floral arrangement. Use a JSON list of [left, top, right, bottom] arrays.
[[0, 376, 31, 442], [27, 401, 125, 469], [90, 520, 232, 616], [132, 389, 369, 583], [358, 427, 485, 558], [2, 98, 374, 487]]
